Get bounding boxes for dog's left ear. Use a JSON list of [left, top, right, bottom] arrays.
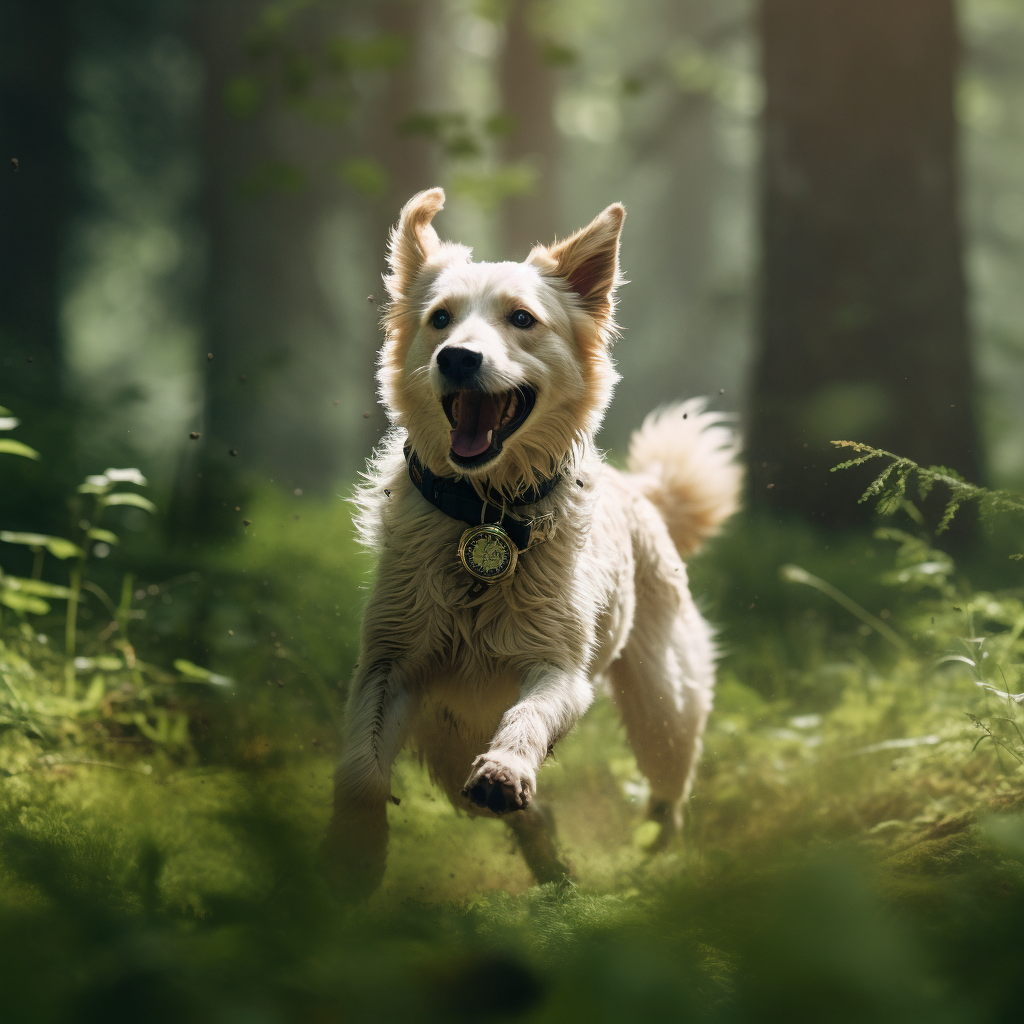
[[530, 203, 625, 325]]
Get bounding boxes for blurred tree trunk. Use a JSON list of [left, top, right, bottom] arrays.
[[369, 0, 437, 267], [748, 0, 982, 529], [181, 0, 354, 538], [177, 0, 438, 540], [498, 0, 560, 256], [0, 1, 79, 531]]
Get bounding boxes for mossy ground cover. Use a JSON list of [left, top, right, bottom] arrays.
[[2, 483, 1024, 1022]]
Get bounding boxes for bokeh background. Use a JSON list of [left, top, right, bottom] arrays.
[[5, 0, 1024, 518], [3, 2, 1024, 1022]]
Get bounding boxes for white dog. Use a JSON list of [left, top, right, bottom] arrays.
[[324, 188, 741, 896]]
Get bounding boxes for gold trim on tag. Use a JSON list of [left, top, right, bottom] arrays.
[[458, 525, 518, 584]]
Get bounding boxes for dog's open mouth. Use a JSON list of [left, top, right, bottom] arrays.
[[442, 386, 536, 468]]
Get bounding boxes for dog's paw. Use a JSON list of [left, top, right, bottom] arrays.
[[643, 798, 683, 854], [462, 752, 535, 813]]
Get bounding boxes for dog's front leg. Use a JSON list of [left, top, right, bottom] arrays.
[[322, 659, 411, 900], [463, 663, 592, 813]]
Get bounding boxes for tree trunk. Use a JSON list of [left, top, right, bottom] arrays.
[[370, 0, 437, 262], [604, 0, 719, 448], [498, 0, 560, 256], [748, 0, 982, 527], [180, 0, 354, 538], [0, 1, 79, 532]]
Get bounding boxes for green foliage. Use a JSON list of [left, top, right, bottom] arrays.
[[221, 1, 574, 212], [832, 440, 1024, 534], [222, 75, 265, 119], [0, 439, 41, 460], [0, 408, 40, 461], [326, 32, 408, 73], [8, 415, 1024, 1018], [400, 110, 485, 159], [450, 161, 540, 210], [541, 41, 578, 66], [337, 156, 388, 198], [236, 159, 307, 198], [0, 405, 211, 764]]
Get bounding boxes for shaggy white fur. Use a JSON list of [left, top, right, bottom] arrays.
[[323, 189, 742, 897]]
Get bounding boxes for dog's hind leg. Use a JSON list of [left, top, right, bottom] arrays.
[[608, 593, 715, 851], [507, 803, 574, 885], [322, 659, 413, 901]]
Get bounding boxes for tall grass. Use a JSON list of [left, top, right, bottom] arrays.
[[3, 413, 1024, 1021]]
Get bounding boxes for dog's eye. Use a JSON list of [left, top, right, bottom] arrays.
[[430, 309, 452, 330], [509, 309, 535, 329]]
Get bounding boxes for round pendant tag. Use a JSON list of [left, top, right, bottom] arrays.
[[458, 525, 518, 584]]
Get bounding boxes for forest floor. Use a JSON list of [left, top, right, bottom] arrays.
[[2, 493, 1024, 1023]]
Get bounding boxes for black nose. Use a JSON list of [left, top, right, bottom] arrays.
[[436, 346, 483, 385]]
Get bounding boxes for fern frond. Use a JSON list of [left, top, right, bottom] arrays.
[[831, 441, 1024, 533]]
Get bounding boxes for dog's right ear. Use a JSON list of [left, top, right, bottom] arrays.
[[385, 188, 445, 301]]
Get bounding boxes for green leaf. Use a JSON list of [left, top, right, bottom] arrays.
[[105, 468, 148, 486], [0, 416, 20, 430], [327, 33, 408, 72], [937, 499, 962, 534], [173, 659, 232, 686], [875, 471, 908, 516], [0, 576, 73, 599], [0, 439, 41, 460], [484, 112, 517, 137], [224, 75, 264, 119], [86, 528, 119, 545], [0, 531, 84, 559], [0, 591, 50, 615], [99, 492, 157, 514], [541, 42, 577, 67], [450, 163, 539, 211], [236, 160, 306, 200], [338, 158, 388, 198]]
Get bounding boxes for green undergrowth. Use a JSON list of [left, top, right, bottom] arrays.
[[5, 417, 1024, 1020], [2, 695, 1024, 1023]]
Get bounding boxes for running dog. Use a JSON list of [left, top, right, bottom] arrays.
[[324, 188, 741, 896]]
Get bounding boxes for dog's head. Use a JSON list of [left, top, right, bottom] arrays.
[[377, 188, 624, 492]]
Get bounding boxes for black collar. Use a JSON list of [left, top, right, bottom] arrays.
[[404, 447, 561, 551]]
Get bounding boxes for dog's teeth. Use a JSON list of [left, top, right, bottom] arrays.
[[486, 429, 493, 444], [500, 392, 517, 426]]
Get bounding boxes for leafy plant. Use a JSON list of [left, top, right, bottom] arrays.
[[0, 403, 225, 763], [826, 440, 1024, 764], [831, 439, 1024, 534]]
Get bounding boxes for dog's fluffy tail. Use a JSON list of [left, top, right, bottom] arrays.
[[626, 397, 742, 558]]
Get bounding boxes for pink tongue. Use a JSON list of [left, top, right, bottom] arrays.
[[450, 391, 501, 458]]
